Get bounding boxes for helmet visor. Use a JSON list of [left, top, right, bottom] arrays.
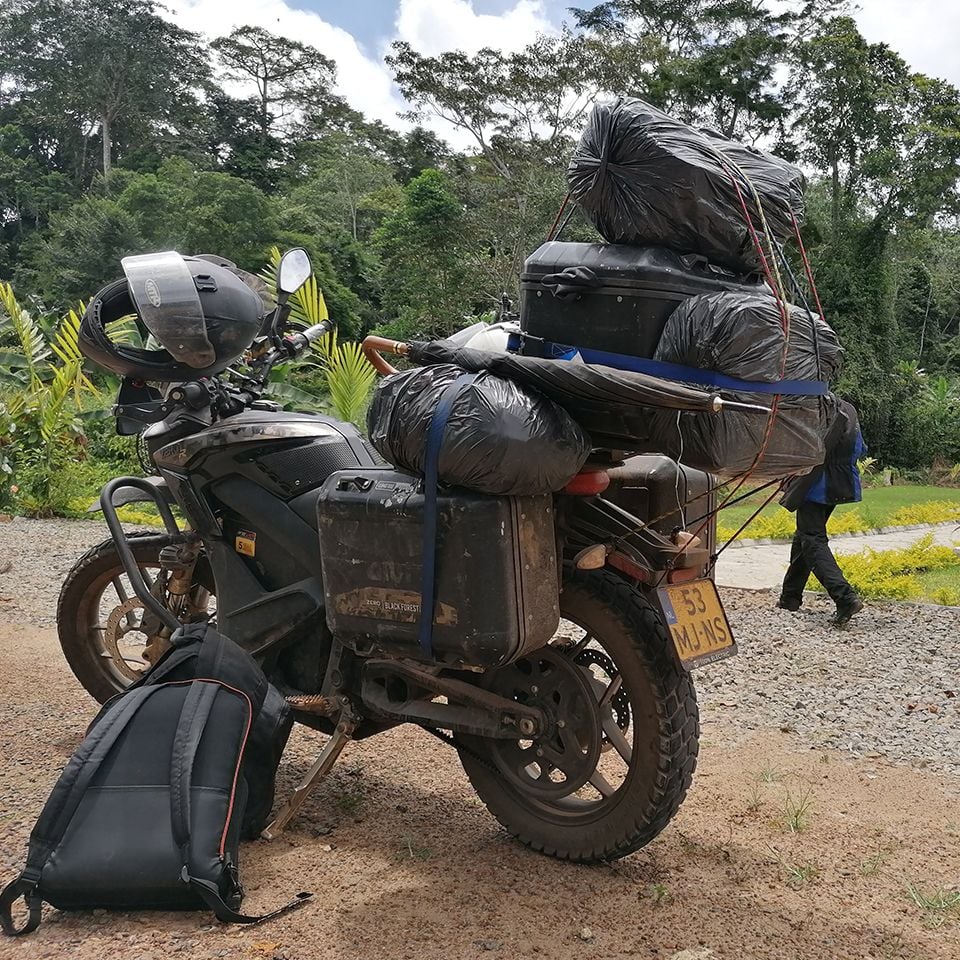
[[122, 252, 215, 368]]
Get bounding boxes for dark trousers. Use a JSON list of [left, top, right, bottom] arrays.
[[780, 502, 858, 608]]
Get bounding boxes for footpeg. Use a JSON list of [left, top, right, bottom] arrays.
[[284, 694, 337, 716]]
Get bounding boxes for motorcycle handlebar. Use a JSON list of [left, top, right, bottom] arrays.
[[361, 336, 409, 375]]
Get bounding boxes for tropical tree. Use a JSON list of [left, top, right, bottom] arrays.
[[373, 169, 480, 339], [211, 26, 344, 187], [0, 0, 209, 180]]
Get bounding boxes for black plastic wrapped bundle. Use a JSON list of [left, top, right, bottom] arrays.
[[567, 98, 805, 275], [403, 340, 725, 451], [650, 292, 843, 478], [367, 363, 592, 495]]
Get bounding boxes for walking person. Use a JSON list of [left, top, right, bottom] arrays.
[[777, 397, 866, 626]]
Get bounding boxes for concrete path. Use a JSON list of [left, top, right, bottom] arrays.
[[714, 523, 960, 589]]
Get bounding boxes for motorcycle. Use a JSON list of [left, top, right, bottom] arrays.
[[56, 248, 737, 863]]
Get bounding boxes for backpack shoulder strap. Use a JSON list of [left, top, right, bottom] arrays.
[[169, 680, 221, 859], [188, 878, 312, 925], [1, 685, 164, 936], [168, 680, 309, 925]]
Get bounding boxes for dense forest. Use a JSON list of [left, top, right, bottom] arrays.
[[2, 0, 960, 477]]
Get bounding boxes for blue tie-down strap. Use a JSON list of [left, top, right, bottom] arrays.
[[536, 339, 828, 397], [418, 373, 479, 659]]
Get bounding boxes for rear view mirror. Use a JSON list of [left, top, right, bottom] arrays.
[[277, 248, 312, 298]]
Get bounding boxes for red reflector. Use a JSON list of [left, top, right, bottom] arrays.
[[562, 470, 610, 496], [667, 566, 703, 583], [607, 551, 650, 584]]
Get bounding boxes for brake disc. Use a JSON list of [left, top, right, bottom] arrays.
[[575, 647, 631, 736], [103, 597, 161, 680]]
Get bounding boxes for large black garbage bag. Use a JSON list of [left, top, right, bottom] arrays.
[[404, 340, 724, 451], [650, 292, 843, 478], [567, 98, 805, 275], [367, 363, 592, 495]]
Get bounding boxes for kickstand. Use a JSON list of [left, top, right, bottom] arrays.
[[262, 718, 357, 839]]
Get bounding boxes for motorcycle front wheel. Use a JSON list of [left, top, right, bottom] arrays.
[[57, 533, 215, 703], [457, 569, 699, 863]]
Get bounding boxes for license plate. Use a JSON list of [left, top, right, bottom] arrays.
[[657, 579, 737, 670]]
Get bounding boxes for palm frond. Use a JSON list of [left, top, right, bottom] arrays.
[[39, 360, 80, 442], [49, 305, 97, 398], [323, 334, 377, 426], [104, 314, 144, 347], [258, 246, 283, 302], [0, 281, 50, 384], [293, 276, 329, 327]]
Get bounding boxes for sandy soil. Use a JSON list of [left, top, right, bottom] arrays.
[[0, 614, 958, 960]]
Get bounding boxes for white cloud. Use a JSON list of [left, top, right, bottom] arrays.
[[166, 0, 410, 129], [394, 0, 555, 56], [855, 0, 960, 87], [162, 0, 557, 149]]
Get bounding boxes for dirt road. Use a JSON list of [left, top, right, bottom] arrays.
[[1, 610, 958, 960]]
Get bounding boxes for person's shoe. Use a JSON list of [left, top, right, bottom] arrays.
[[830, 597, 864, 628], [776, 596, 801, 612]]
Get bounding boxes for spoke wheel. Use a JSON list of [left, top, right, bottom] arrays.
[[57, 534, 215, 703], [458, 569, 699, 863], [484, 648, 602, 800]]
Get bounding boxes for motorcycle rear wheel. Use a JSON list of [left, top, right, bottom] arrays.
[[457, 569, 699, 863]]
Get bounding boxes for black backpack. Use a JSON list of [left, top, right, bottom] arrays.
[[124, 622, 295, 840], [0, 624, 305, 935]]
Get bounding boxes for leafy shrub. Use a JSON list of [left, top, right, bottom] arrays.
[[717, 507, 796, 542], [717, 506, 872, 542], [83, 414, 142, 473], [931, 587, 960, 606], [0, 282, 98, 515], [718, 499, 960, 542], [812, 534, 960, 603], [827, 509, 869, 534], [887, 500, 960, 526], [19, 458, 114, 518]]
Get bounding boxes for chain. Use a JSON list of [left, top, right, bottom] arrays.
[[417, 724, 503, 777]]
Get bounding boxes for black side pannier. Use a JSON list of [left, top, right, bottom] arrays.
[[317, 467, 560, 667], [0, 625, 301, 935], [567, 98, 805, 275], [519, 241, 766, 361]]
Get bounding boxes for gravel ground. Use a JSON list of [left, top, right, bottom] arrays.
[[2, 515, 957, 777]]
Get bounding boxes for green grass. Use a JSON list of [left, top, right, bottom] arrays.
[[717, 485, 960, 541], [918, 567, 960, 605]]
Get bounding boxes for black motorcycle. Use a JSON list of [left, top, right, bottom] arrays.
[[57, 249, 736, 862]]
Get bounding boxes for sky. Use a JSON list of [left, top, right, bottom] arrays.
[[165, 0, 960, 146]]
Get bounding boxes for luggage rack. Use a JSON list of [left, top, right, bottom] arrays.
[[99, 476, 184, 633]]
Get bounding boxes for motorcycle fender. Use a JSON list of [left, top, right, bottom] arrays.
[[86, 476, 175, 513]]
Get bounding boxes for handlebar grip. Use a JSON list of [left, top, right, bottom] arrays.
[[285, 320, 334, 355], [301, 320, 334, 344]]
